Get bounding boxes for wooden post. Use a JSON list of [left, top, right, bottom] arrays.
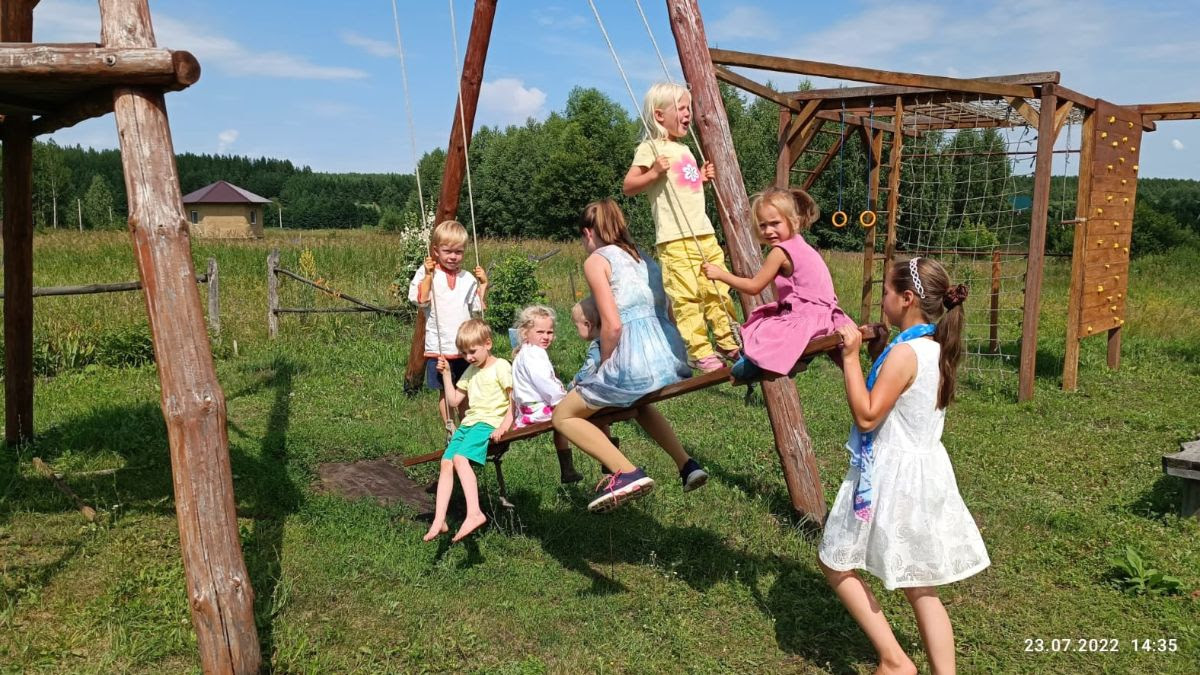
[[989, 249, 1001, 352], [881, 96, 904, 325], [1018, 84, 1059, 402], [98, 1, 261, 672], [775, 107, 792, 187], [207, 257, 220, 336], [859, 127, 881, 323], [2, 0, 35, 445], [77, 198, 83, 231], [404, 0, 497, 391], [267, 249, 280, 339], [1062, 109, 1094, 391], [669, 0, 827, 523]]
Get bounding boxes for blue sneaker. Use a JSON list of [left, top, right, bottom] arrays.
[[680, 458, 708, 492], [588, 468, 655, 513], [730, 356, 765, 384]]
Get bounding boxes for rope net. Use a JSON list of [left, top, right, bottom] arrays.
[[871, 93, 1080, 373]]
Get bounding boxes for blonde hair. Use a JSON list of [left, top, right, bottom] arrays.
[[571, 296, 600, 339], [579, 199, 640, 262], [750, 187, 820, 243], [455, 318, 492, 353], [641, 82, 691, 141], [513, 304, 556, 349], [887, 258, 968, 410], [430, 219, 467, 251]]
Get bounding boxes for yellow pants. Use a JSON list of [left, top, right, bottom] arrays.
[[656, 234, 739, 362]]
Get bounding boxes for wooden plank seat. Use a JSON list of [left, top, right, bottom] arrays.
[[1162, 439, 1200, 519], [402, 324, 885, 508]]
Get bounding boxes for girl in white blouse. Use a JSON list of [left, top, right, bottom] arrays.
[[511, 305, 581, 483]]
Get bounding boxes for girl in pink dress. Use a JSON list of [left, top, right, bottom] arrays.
[[702, 187, 855, 382]]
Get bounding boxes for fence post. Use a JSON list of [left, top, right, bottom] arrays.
[[267, 249, 279, 339], [207, 257, 220, 337]]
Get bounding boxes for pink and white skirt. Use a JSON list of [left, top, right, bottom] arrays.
[[513, 403, 555, 429]]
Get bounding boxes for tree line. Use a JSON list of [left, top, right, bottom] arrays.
[[9, 84, 1199, 257]]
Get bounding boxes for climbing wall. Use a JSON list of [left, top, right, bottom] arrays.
[[1073, 99, 1141, 339]]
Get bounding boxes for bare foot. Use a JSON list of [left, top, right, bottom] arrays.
[[452, 513, 488, 542], [874, 656, 917, 675], [422, 523, 449, 542]]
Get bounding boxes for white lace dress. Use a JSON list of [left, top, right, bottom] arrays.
[[819, 338, 990, 590]]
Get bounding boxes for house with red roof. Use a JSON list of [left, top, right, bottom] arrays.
[[181, 180, 271, 238]]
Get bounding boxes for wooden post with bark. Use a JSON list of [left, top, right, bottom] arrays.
[[2, 0, 35, 445], [404, 0, 497, 391], [1018, 84, 1059, 402], [207, 258, 220, 336], [267, 249, 280, 339], [668, 0, 827, 523], [99, 1, 260, 672]]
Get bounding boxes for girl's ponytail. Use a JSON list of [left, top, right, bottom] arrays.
[[889, 258, 967, 409], [934, 283, 967, 409], [579, 199, 641, 262]]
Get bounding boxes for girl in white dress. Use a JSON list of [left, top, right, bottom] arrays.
[[821, 257, 989, 675], [510, 305, 582, 484]]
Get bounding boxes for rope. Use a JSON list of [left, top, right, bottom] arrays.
[[447, 0, 481, 269], [591, 0, 742, 350]]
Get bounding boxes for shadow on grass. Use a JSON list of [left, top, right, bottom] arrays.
[[0, 356, 305, 662], [510, 487, 895, 672], [1128, 472, 1183, 522]]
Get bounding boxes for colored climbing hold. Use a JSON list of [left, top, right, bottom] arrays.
[[1101, 131, 1108, 138], [1108, 115, 1116, 123]]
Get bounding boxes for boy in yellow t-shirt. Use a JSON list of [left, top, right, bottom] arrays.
[[623, 82, 739, 373], [423, 319, 513, 543]]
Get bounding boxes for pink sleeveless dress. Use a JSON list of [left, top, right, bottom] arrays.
[[740, 235, 854, 375]]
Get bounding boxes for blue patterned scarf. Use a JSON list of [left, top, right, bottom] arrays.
[[849, 323, 936, 522]]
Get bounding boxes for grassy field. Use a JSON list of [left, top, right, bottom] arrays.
[[2, 229, 1198, 673]]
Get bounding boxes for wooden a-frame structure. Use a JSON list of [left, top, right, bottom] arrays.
[[1, 1, 259, 672], [711, 49, 1200, 401], [404, 0, 841, 524]]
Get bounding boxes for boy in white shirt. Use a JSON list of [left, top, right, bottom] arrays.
[[408, 220, 488, 435]]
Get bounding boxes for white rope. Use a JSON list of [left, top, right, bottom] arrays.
[[448, 0, 482, 269], [390, 0, 428, 226]]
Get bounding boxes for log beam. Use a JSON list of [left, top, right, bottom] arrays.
[[786, 72, 1061, 100], [98, 1, 260, 672], [0, 45, 198, 84], [2, 0, 35, 445], [404, 0, 497, 391], [671, 0, 827, 523], [709, 48, 1037, 98]]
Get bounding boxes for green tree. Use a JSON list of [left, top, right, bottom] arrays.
[[33, 140, 72, 229], [81, 175, 116, 230]]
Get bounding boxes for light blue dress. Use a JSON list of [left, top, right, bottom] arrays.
[[575, 245, 691, 409]]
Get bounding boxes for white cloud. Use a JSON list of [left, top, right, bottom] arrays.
[[533, 7, 586, 30], [35, 0, 367, 80], [340, 30, 397, 59], [1172, 139, 1185, 150], [217, 129, 238, 153], [710, 6, 779, 42], [479, 78, 547, 126]]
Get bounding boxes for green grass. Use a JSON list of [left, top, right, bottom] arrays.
[[2, 230, 1198, 673]]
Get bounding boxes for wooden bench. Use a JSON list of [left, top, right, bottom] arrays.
[[1163, 439, 1200, 519], [404, 323, 886, 508]]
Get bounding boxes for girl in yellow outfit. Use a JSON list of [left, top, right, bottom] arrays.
[[623, 82, 739, 373]]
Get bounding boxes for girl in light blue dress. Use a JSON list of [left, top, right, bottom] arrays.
[[552, 199, 708, 513]]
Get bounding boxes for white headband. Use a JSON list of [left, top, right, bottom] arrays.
[[909, 258, 926, 299]]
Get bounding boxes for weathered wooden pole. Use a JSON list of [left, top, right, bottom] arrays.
[[2, 0, 36, 445], [404, 0, 497, 390], [207, 258, 220, 336], [668, 0, 827, 523], [98, 1, 260, 672], [1018, 83, 1059, 402], [267, 249, 280, 339]]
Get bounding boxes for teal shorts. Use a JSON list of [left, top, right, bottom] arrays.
[[443, 422, 495, 465]]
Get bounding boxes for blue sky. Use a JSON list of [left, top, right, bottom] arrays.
[[34, 0, 1200, 178]]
